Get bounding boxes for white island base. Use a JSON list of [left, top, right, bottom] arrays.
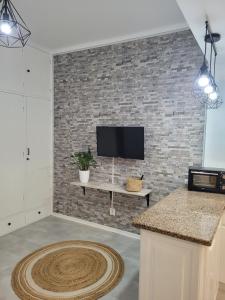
[[139, 229, 220, 300]]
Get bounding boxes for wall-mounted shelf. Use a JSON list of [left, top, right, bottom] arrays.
[[70, 181, 152, 207]]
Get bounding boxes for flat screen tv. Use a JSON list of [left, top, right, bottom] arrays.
[[96, 126, 144, 160]]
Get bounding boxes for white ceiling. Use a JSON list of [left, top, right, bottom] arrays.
[[13, 0, 186, 53]]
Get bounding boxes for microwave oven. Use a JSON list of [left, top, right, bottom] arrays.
[[188, 167, 225, 194]]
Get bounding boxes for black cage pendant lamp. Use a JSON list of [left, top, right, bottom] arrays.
[[0, 0, 31, 48], [193, 21, 222, 109]]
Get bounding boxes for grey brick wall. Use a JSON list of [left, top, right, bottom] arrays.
[[54, 30, 205, 233]]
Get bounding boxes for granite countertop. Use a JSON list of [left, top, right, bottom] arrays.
[[133, 188, 225, 246]]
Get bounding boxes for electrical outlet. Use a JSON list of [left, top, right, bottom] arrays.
[[110, 207, 116, 216]]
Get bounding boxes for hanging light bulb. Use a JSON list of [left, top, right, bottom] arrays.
[[209, 82, 219, 101], [196, 60, 210, 88], [0, 20, 11, 34], [0, 4, 12, 34], [0, 0, 31, 48], [209, 91, 218, 101], [198, 75, 209, 87], [205, 86, 213, 94], [204, 84, 214, 94], [193, 21, 223, 109]]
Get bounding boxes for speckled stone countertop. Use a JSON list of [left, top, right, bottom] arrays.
[[133, 188, 225, 246]]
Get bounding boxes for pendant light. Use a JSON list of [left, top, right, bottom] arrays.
[[0, 0, 31, 48], [193, 21, 222, 109]]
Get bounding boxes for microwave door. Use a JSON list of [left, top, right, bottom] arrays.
[[221, 174, 225, 191], [191, 171, 218, 191]]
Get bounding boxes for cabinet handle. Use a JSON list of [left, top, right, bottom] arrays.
[[38, 211, 41, 215], [27, 69, 31, 73], [191, 171, 218, 176], [8, 222, 12, 226], [26, 148, 30, 160]]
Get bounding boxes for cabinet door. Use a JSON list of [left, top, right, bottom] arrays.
[[25, 98, 52, 210], [0, 93, 25, 219], [220, 225, 225, 283], [0, 212, 26, 237], [23, 47, 51, 99], [0, 48, 24, 93], [204, 231, 220, 300]]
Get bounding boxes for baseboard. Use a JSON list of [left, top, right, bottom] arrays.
[[52, 213, 140, 240]]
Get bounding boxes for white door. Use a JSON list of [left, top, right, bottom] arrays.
[[23, 47, 51, 99], [25, 97, 52, 210], [0, 93, 25, 219]]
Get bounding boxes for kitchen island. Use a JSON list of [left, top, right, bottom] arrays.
[[133, 188, 225, 300]]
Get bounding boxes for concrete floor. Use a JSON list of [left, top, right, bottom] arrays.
[[0, 216, 224, 300], [0, 216, 139, 300]]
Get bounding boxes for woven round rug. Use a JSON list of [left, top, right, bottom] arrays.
[[11, 240, 124, 300]]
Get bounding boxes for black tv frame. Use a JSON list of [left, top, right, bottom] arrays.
[[96, 126, 144, 160]]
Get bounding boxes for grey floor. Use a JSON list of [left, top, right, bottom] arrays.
[[0, 216, 224, 300], [0, 216, 139, 300]]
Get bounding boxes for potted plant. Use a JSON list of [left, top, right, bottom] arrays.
[[71, 148, 96, 184]]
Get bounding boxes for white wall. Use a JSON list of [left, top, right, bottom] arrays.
[[204, 87, 225, 168]]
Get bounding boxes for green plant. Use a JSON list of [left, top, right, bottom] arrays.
[[71, 148, 97, 171]]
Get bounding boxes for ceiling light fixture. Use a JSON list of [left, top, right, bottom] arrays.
[[193, 21, 222, 109], [204, 84, 214, 94], [0, 0, 31, 48]]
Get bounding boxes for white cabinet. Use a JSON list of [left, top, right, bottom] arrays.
[[25, 204, 51, 225], [0, 213, 26, 237], [0, 93, 26, 219], [0, 48, 24, 93], [0, 46, 51, 99], [204, 230, 220, 300], [139, 229, 220, 300], [25, 98, 52, 211], [26, 98, 52, 169], [23, 47, 51, 99], [0, 45, 52, 237], [220, 213, 225, 283], [25, 167, 51, 210]]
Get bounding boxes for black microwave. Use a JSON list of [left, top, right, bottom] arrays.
[[188, 167, 225, 194]]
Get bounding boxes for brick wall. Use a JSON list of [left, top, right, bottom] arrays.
[[54, 30, 205, 233]]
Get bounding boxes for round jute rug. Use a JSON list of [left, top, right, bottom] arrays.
[[11, 240, 124, 300]]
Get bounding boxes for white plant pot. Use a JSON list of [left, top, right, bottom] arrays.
[[79, 170, 90, 184]]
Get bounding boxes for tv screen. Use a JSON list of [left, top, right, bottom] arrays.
[[96, 126, 144, 160]]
